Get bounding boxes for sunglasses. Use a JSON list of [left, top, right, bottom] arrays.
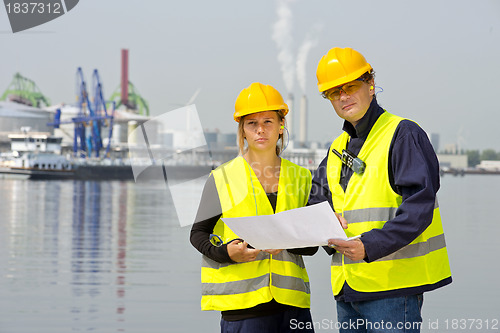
[[322, 78, 366, 101]]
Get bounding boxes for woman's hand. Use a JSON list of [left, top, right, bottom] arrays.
[[227, 239, 261, 262]]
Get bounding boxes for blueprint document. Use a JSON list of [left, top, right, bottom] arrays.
[[221, 201, 348, 249]]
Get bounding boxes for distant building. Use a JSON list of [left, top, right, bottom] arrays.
[[437, 154, 468, 169], [443, 143, 460, 155], [204, 131, 218, 150], [217, 133, 237, 149], [430, 133, 440, 153], [0, 101, 54, 149], [202, 130, 237, 150]]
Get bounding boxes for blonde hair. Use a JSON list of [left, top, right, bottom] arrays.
[[237, 110, 287, 156]]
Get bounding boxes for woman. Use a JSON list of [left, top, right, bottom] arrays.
[[190, 82, 317, 332]]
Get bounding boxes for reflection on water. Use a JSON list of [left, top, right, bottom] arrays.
[[0, 179, 218, 333], [1, 175, 499, 332], [70, 181, 125, 331]]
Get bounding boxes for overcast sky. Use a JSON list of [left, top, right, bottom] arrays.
[[1, 0, 499, 151]]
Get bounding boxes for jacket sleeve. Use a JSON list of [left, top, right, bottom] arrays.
[[361, 120, 440, 262], [190, 175, 234, 263]]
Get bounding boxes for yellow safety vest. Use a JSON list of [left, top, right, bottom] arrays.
[[201, 156, 312, 311], [326, 111, 451, 295]]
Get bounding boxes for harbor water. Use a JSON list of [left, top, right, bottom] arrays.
[[0, 175, 499, 332]]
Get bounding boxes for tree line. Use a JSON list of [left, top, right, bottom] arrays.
[[466, 149, 500, 167]]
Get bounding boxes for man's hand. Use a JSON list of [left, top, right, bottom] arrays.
[[335, 212, 348, 229], [328, 238, 366, 261], [227, 239, 261, 262]]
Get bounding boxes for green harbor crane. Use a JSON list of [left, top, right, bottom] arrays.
[[109, 81, 150, 116], [1, 72, 51, 108]]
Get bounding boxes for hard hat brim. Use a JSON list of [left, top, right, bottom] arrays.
[[234, 105, 289, 122]]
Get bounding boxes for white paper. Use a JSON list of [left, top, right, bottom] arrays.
[[221, 201, 348, 249]]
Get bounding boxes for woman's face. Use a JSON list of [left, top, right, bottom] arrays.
[[242, 111, 283, 153]]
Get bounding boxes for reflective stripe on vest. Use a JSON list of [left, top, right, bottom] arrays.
[[327, 111, 451, 294], [343, 200, 439, 224], [201, 271, 310, 296], [201, 156, 312, 311]]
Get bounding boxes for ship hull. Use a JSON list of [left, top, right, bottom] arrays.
[[73, 164, 212, 181], [0, 167, 75, 180], [0, 164, 213, 181]]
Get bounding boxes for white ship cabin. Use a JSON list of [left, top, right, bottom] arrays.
[[8, 133, 63, 154], [5, 133, 72, 170], [476, 160, 500, 171], [13, 152, 72, 170]]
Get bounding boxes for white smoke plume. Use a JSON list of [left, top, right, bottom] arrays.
[[272, 0, 295, 92], [296, 23, 323, 93]]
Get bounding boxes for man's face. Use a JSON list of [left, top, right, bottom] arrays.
[[328, 79, 375, 127]]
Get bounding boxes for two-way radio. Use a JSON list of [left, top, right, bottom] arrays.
[[332, 148, 366, 175]]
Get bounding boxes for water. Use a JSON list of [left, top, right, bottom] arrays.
[[0, 175, 499, 332]]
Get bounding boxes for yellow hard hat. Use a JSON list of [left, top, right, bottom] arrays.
[[234, 82, 289, 122], [316, 47, 372, 92]]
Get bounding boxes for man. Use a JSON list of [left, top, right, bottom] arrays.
[[309, 47, 452, 332]]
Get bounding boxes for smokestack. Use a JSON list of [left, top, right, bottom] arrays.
[[299, 95, 307, 144], [286, 93, 294, 140], [121, 49, 129, 107]]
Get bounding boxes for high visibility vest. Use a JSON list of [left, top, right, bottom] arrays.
[[326, 111, 451, 295], [201, 156, 312, 311]]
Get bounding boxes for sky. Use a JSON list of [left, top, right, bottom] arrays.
[[1, 0, 499, 151]]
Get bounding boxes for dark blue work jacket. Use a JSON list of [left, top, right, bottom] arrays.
[[308, 98, 452, 302]]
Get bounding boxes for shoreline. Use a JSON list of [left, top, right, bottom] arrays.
[[440, 168, 500, 176]]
